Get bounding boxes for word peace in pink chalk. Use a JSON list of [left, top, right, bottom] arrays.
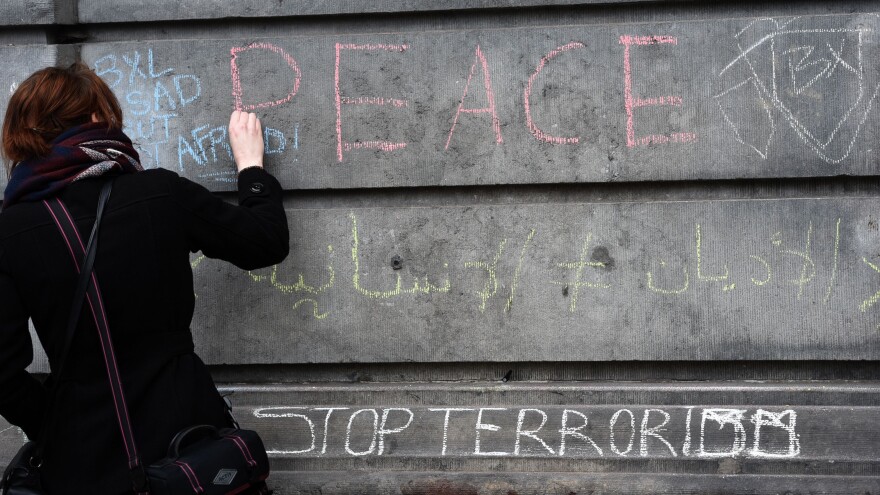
[[223, 35, 697, 163]]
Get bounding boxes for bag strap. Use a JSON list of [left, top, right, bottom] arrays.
[[43, 180, 150, 494], [51, 180, 113, 378], [33, 180, 115, 457]]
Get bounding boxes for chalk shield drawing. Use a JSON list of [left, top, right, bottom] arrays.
[[715, 15, 880, 164]]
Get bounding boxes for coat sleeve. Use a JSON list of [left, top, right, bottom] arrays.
[[0, 266, 48, 440], [172, 167, 290, 270]]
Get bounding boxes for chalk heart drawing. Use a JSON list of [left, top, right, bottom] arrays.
[[715, 16, 880, 164]]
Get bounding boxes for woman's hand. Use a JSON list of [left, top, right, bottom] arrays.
[[228, 110, 264, 173]]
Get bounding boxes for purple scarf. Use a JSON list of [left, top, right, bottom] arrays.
[[3, 122, 142, 210]]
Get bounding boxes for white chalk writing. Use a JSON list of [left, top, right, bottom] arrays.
[[249, 406, 804, 459]]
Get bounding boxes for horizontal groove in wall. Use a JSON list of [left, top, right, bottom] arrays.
[[216, 381, 880, 406], [267, 177, 880, 210], [265, 457, 880, 476], [40, 1, 880, 44], [0, 28, 48, 44], [264, 471, 880, 494], [209, 361, 880, 383]]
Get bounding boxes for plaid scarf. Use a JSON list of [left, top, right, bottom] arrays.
[[3, 122, 142, 210]]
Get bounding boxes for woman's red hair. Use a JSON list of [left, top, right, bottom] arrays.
[[2, 62, 123, 170]]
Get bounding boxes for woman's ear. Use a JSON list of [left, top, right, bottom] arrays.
[[90, 113, 100, 123]]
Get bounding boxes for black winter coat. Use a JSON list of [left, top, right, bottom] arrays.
[[0, 167, 289, 493]]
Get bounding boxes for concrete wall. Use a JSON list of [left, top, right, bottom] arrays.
[[2, 1, 880, 493]]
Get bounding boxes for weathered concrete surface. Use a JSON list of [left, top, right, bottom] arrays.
[[190, 197, 880, 364], [0, 45, 58, 128], [78, 0, 683, 24], [78, 12, 880, 193], [2, 382, 878, 492], [0, 0, 53, 25], [224, 384, 877, 466], [222, 381, 880, 408], [0, 45, 69, 197], [267, 472, 880, 495], [249, 404, 869, 463], [207, 360, 880, 384], [1, 1, 879, 490]]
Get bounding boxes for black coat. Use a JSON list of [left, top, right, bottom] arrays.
[[0, 167, 289, 493]]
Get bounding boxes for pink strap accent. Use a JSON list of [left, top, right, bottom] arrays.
[[45, 200, 135, 463], [45, 197, 145, 478], [55, 199, 141, 469], [225, 435, 257, 467], [175, 461, 204, 493], [42, 201, 80, 272]]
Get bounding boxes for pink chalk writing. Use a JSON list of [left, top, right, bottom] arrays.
[[335, 43, 409, 162], [445, 45, 503, 150], [524, 42, 585, 145], [341, 97, 408, 108], [620, 35, 694, 148], [620, 35, 678, 46], [230, 42, 301, 111], [336, 43, 408, 52], [633, 133, 697, 146], [342, 141, 408, 152], [633, 96, 682, 108]]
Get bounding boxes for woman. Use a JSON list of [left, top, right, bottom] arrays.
[[0, 63, 288, 492]]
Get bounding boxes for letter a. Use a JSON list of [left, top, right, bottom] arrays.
[[445, 45, 503, 150]]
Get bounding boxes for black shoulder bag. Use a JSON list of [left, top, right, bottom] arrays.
[[3, 180, 271, 494]]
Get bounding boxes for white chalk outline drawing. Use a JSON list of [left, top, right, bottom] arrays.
[[699, 408, 747, 458], [750, 409, 800, 458], [245, 406, 804, 459], [253, 406, 317, 455], [715, 16, 880, 164]]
